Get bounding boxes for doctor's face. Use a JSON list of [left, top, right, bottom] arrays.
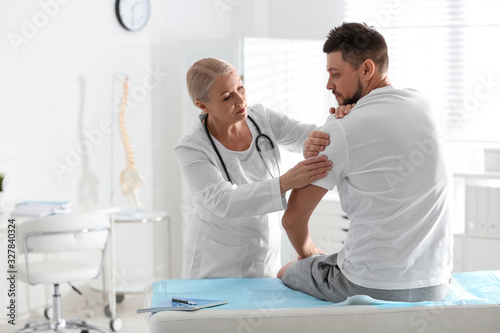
[[201, 71, 247, 126], [326, 51, 364, 106]]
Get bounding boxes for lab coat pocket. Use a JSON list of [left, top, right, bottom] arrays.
[[199, 242, 249, 278]]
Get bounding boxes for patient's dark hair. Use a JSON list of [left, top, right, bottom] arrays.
[[323, 22, 388, 74]]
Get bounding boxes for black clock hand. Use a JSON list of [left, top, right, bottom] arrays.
[[131, 1, 139, 26]]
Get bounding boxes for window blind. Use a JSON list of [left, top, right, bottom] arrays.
[[341, 0, 500, 142]]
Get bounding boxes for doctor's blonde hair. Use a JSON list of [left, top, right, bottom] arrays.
[[186, 58, 237, 105]]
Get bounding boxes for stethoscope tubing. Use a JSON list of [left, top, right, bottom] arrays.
[[204, 113, 277, 184]]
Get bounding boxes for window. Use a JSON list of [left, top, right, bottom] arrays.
[[243, 38, 330, 127], [341, 0, 500, 143], [242, 38, 332, 173]]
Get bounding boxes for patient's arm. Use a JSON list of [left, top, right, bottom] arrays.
[[282, 184, 328, 259]]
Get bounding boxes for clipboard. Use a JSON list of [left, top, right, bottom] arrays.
[[137, 297, 228, 314]]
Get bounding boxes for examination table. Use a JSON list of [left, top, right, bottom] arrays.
[[142, 270, 500, 333]]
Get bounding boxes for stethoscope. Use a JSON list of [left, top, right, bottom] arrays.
[[204, 114, 280, 184]]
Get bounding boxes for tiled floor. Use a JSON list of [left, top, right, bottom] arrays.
[[2, 284, 149, 333]]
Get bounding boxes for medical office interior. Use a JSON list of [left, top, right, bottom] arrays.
[[1, 0, 500, 332]]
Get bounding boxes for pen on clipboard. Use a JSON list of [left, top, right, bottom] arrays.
[[172, 297, 198, 305]]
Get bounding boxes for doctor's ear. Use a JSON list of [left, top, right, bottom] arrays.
[[195, 100, 210, 113]]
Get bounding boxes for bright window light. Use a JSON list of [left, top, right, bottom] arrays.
[[341, 0, 500, 143]]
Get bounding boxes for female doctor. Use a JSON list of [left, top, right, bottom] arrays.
[[175, 58, 333, 279]]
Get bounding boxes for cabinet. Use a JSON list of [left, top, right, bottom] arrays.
[[453, 171, 500, 272]]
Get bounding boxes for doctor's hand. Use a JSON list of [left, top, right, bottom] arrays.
[[279, 155, 332, 194], [303, 131, 330, 159], [330, 103, 355, 119]]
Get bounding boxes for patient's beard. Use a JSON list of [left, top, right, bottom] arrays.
[[338, 78, 363, 106]]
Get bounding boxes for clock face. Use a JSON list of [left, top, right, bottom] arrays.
[[115, 0, 150, 31]]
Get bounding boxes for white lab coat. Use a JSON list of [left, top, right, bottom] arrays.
[[175, 104, 318, 279]]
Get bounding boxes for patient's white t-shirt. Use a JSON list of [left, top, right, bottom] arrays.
[[314, 85, 454, 290]]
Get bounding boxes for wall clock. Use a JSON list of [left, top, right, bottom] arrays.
[[115, 0, 150, 31]]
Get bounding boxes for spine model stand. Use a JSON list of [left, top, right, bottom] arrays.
[[118, 77, 144, 208]]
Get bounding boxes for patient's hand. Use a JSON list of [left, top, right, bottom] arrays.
[[297, 248, 327, 260], [330, 103, 355, 119]]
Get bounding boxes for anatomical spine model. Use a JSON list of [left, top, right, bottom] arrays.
[[118, 77, 144, 208]]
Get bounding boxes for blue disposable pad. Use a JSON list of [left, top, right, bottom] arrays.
[[150, 271, 500, 311]]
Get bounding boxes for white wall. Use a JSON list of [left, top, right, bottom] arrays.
[[0, 0, 343, 282]]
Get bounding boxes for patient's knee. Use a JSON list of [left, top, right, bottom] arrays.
[[277, 261, 294, 279]]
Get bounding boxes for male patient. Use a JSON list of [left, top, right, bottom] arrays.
[[277, 22, 454, 303]]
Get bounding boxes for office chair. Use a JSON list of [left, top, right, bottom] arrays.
[[15, 213, 111, 333]]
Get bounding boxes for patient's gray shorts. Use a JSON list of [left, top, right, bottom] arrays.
[[281, 254, 449, 303]]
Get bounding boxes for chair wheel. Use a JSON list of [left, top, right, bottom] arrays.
[[44, 306, 52, 320], [110, 317, 123, 332], [104, 305, 112, 318], [116, 293, 125, 303], [104, 294, 125, 317], [81, 330, 89, 333]]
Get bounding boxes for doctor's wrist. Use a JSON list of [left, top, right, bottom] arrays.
[[279, 175, 291, 195]]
